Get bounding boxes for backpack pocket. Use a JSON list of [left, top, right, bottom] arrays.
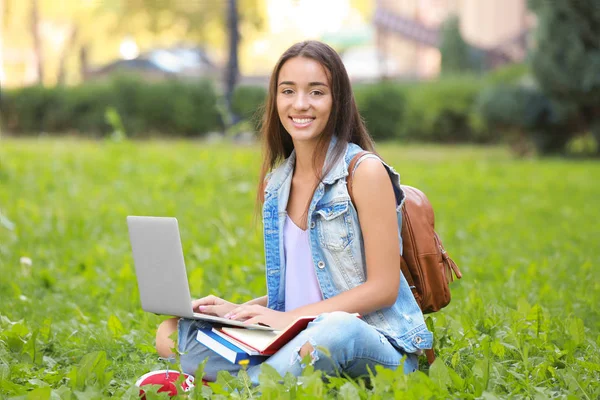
[[314, 201, 355, 251]]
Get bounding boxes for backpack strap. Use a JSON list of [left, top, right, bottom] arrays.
[[425, 349, 436, 365], [347, 151, 438, 366], [347, 151, 374, 204]]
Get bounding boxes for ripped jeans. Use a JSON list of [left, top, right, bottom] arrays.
[[177, 311, 419, 384]]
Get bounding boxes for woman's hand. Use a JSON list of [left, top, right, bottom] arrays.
[[192, 295, 237, 318], [225, 304, 296, 330]]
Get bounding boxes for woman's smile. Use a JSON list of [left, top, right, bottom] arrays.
[[290, 115, 316, 128]]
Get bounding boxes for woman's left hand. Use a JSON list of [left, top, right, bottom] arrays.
[[224, 305, 296, 330]]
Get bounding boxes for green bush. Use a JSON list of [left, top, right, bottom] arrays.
[[476, 85, 546, 130], [440, 16, 479, 75], [0, 75, 222, 137], [1, 82, 115, 136], [64, 83, 114, 135], [476, 84, 580, 155], [529, 0, 600, 156], [6, 71, 582, 153], [1, 85, 56, 134], [354, 77, 489, 143], [183, 80, 223, 135], [400, 76, 489, 143], [354, 83, 406, 141], [108, 75, 147, 135], [484, 63, 530, 85], [231, 85, 267, 130]]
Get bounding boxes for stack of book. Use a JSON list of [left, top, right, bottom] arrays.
[[195, 316, 317, 365]]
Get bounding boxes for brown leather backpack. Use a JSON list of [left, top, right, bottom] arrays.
[[348, 151, 462, 362]]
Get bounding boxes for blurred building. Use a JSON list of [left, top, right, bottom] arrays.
[[375, 0, 533, 79]]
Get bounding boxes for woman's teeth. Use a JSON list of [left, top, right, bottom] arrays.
[[292, 118, 313, 124]]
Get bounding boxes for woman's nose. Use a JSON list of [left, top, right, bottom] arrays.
[[293, 93, 309, 110]]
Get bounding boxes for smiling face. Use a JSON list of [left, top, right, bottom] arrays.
[[276, 56, 333, 146]]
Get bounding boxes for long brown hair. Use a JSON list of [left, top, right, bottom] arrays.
[[256, 40, 376, 212]]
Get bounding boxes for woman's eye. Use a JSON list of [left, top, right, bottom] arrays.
[[282, 89, 293, 95], [311, 91, 324, 96]]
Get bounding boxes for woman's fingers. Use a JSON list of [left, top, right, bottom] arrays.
[[192, 295, 216, 308], [243, 312, 286, 330], [226, 309, 251, 321], [192, 295, 225, 310], [225, 304, 263, 320], [223, 306, 287, 329], [224, 306, 242, 319], [198, 304, 232, 316], [202, 304, 235, 318]]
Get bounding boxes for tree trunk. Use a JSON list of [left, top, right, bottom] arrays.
[[590, 107, 600, 156], [79, 44, 89, 82], [56, 25, 78, 86], [0, 0, 4, 87], [225, 0, 239, 127], [30, 0, 43, 84]]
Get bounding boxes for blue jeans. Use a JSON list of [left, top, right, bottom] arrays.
[[177, 311, 419, 384]]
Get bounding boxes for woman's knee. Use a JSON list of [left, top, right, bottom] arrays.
[[313, 312, 363, 336], [300, 312, 363, 353], [156, 318, 179, 357]]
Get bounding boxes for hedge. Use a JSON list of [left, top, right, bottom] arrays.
[[399, 76, 490, 143], [0, 74, 223, 137], [4, 64, 589, 155], [353, 83, 406, 141], [476, 84, 581, 155], [0, 76, 503, 144], [231, 85, 267, 133], [353, 76, 491, 143]]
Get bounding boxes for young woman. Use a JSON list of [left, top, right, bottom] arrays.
[[154, 40, 432, 384]]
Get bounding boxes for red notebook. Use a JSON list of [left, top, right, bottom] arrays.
[[215, 316, 317, 356]]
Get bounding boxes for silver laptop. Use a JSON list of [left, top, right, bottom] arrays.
[[127, 216, 273, 330]]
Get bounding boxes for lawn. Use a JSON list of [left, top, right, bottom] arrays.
[[0, 138, 598, 399]]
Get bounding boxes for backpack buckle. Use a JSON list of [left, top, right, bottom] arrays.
[[439, 245, 449, 260]]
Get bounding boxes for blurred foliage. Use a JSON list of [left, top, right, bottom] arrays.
[[105, 106, 127, 142], [0, 75, 223, 137], [476, 85, 576, 156], [103, 0, 264, 43], [400, 77, 488, 143], [527, 0, 600, 155], [483, 63, 530, 86], [354, 83, 406, 141], [3, 55, 599, 157], [476, 85, 544, 132], [356, 77, 486, 144], [231, 85, 267, 127], [1, 0, 266, 86], [440, 16, 480, 76]]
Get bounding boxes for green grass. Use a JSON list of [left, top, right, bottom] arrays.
[[0, 138, 598, 399]]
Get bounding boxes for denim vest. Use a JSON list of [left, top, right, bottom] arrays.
[[262, 137, 433, 354]]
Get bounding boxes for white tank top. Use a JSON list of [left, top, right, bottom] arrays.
[[283, 215, 323, 312]]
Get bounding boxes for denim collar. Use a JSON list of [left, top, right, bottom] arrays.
[[264, 136, 349, 196]]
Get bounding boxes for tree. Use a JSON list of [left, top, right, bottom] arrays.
[[0, 0, 4, 86], [103, 0, 263, 126], [225, 0, 240, 125], [30, 0, 43, 84], [528, 0, 600, 154], [439, 15, 473, 75]]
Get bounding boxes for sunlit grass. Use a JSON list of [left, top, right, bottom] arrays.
[[0, 138, 598, 398]]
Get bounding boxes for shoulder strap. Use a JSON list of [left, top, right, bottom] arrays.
[[347, 151, 374, 203], [348, 151, 439, 366]]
